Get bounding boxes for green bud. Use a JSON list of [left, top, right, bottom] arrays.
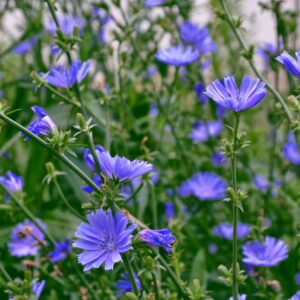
[[124, 292, 139, 300], [46, 162, 56, 177], [143, 255, 155, 271], [31, 71, 45, 85], [81, 202, 94, 210], [76, 113, 89, 132]]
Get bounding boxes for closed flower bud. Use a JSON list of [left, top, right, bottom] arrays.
[[143, 255, 155, 271], [76, 113, 89, 132]]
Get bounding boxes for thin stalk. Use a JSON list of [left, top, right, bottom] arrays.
[[148, 180, 158, 228], [105, 100, 111, 151], [156, 252, 187, 299], [0, 261, 12, 281], [6, 190, 56, 246], [53, 177, 85, 221], [152, 272, 160, 300], [126, 182, 143, 204], [231, 113, 240, 300], [44, 0, 102, 180], [219, 0, 293, 122], [122, 253, 140, 295]]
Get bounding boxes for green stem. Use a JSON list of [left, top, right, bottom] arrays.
[[219, 0, 293, 122], [122, 253, 140, 295], [0, 112, 101, 194], [53, 177, 85, 221], [155, 252, 187, 299], [231, 113, 240, 300], [0, 261, 12, 281], [152, 272, 160, 300], [148, 180, 158, 228]]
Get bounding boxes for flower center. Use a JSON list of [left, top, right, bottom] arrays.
[[98, 234, 116, 251]]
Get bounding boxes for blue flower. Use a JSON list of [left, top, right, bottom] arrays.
[[24, 106, 56, 140], [46, 14, 85, 36], [155, 45, 199, 67], [32, 280, 46, 299], [165, 201, 175, 220], [242, 236, 288, 267], [208, 243, 218, 254], [276, 51, 300, 78], [180, 22, 217, 55], [84, 146, 153, 182], [115, 272, 142, 296], [145, 0, 165, 7], [257, 42, 278, 71], [229, 295, 247, 300], [73, 209, 136, 271], [194, 82, 208, 104], [283, 134, 300, 165], [188, 120, 223, 143], [289, 291, 300, 300], [49, 238, 71, 263], [81, 174, 102, 194], [211, 152, 227, 167], [213, 222, 251, 240], [205, 75, 267, 112], [41, 60, 90, 89], [0, 171, 23, 193], [8, 219, 46, 257], [12, 37, 37, 55], [177, 172, 226, 201], [150, 102, 159, 118], [253, 175, 269, 191], [139, 228, 176, 253], [295, 272, 300, 285]]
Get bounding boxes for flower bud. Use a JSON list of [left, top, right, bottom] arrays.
[[76, 113, 89, 132], [143, 255, 155, 271]]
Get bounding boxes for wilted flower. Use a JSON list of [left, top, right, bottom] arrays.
[[46, 14, 85, 36], [81, 174, 102, 194], [211, 152, 227, 167], [213, 222, 251, 240], [139, 228, 176, 253], [49, 238, 71, 263], [177, 172, 226, 201], [32, 280, 46, 299], [165, 201, 175, 220], [8, 219, 46, 257], [289, 291, 300, 300], [242, 236, 288, 267], [0, 171, 23, 193], [188, 120, 223, 143], [155, 45, 199, 67], [276, 51, 300, 78], [24, 106, 56, 140], [12, 37, 37, 55], [229, 295, 247, 300], [283, 134, 300, 165], [41, 60, 91, 89], [84, 146, 153, 182], [73, 209, 136, 271], [180, 22, 217, 55], [205, 75, 267, 112], [115, 272, 142, 296], [144, 0, 165, 7]]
